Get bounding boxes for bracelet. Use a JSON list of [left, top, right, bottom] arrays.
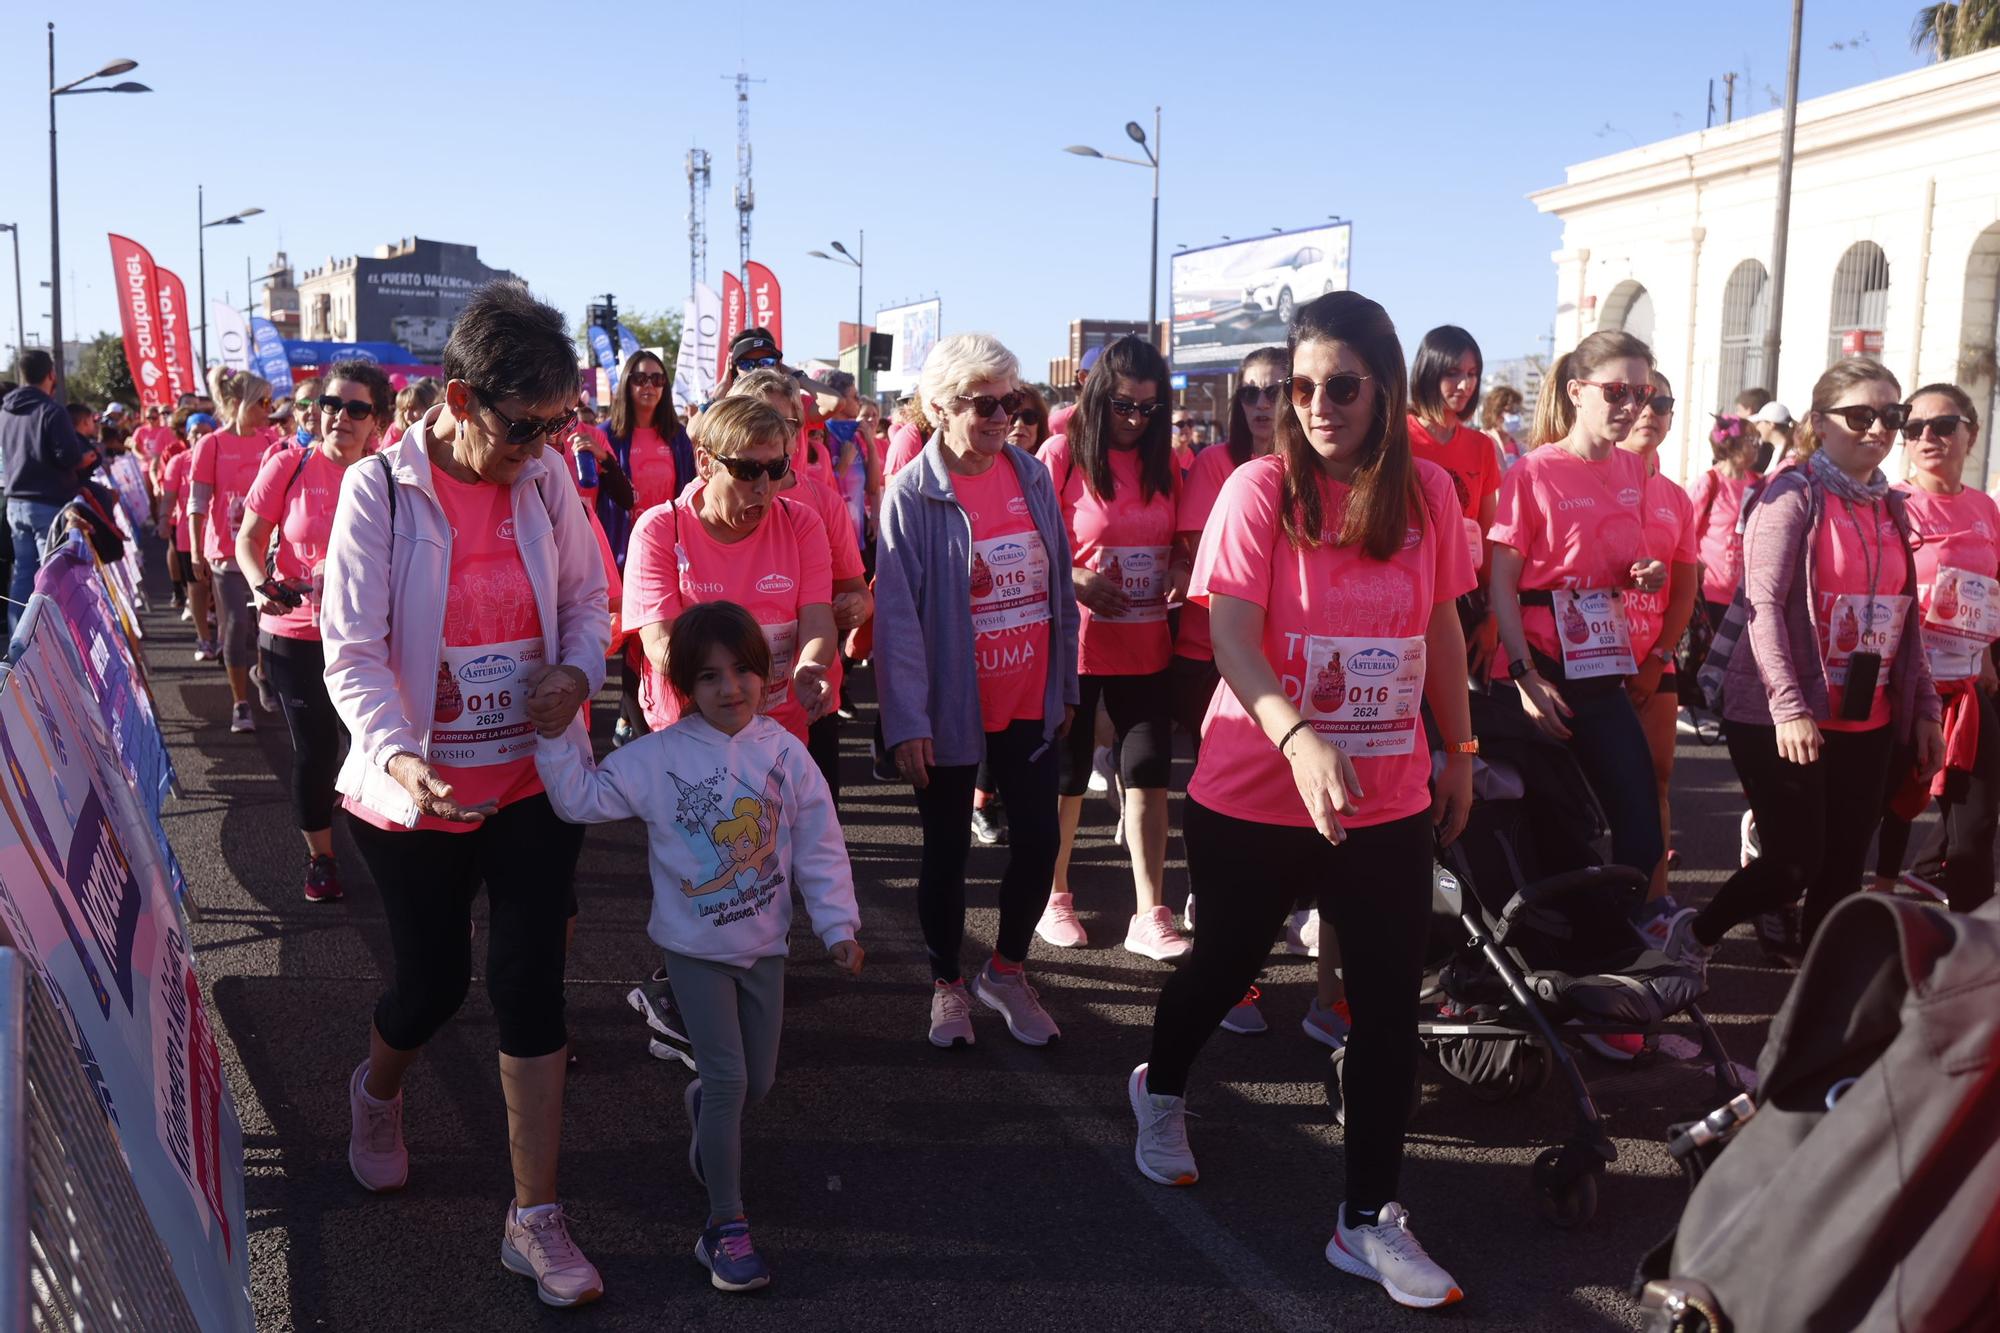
[[1276, 720, 1313, 757]]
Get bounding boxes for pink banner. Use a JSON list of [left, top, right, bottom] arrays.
[[153, 267, 197, 403], [107, 235, 173, 411], [719, 272, 746, 382], [745, 261, 782, 352]]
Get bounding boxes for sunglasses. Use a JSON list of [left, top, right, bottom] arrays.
[[735, 355, 781, 372], [1903, 414, 1968, 442], [1284, 372, 1371, 408], [1010, 410, 1043, 428], [1239, 384, 1284, 406], [710, 452, 792, 483], [476, 389, 578, 447], [1824, 403, 1911, 434], [316, 394, 376, 422], [1642, 394, 1676, 414], [1575, 380, 1653, 407], [954, 391, 1026, 419], [1108, 396, 1164, 419], [627, 371, 667, 389]]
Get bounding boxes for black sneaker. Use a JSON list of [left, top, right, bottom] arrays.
[[628, 971, 696, 1070], [970, 805, 1009, 846], [304, 853, 343, 903]]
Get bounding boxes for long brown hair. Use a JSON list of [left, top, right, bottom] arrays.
[[1273, 291, 1419, 558], [1530, 330, 1655, 446], [1798, 357, 1901, 458], [1227, 346, 1288, 467], [610, 350, 674, 438], [1069, 335, 1174, 504]]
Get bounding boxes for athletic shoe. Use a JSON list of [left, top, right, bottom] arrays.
[[1664, 909, 1715, 984], [694, 1217, 771, 1292], [628, 973, 696, 1071], [1181, 893, 1196, 934], [1753, 906, 1804, 967], [1123, 906, 1192, 961], [177, 604, 192, 621], [303, 853, 342, 903], [970, 804, 1008, 846], [1302, 996, 1352, 1049], [229, 701, 255, 733], [1220, 987, 1267, 1035], [1087, 745, 1114, 793], [1034, 892, 1088, 949], [251, 661, 277, 713], [971, 965, 1060, 1045], [1739, 809, 1761, 868], [1127, 1063, 1198, 1186], [193, 639, 220, 662], [1895, 871, 1947, 903], [1283, 908, 1321, 957], [1326, 1202, 1464, 1309], [500, 1201, 603, 1308], [1633, 903, 1694, 954], [1576, 1027, 1645, 1061], [347, 1061, 407, 1192], [683, 1079, 705, 1185], [928, 979, 976, 1048]]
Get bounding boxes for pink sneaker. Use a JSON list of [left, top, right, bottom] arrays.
[[500, 1201, 603, 1307], [1123, 906, 1192, 961], [1035, 892, 1088, 949], [347, 1062, 408, 1192]]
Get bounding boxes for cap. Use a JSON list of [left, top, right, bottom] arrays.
[[188, 412, 219, 432], [102, 401, 129, 418], [1079, 346, 1104, 373], [1750, 402, 1793, 426], [729, 327, 780, 361]]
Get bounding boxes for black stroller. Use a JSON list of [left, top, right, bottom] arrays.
[[1324, 691, 1745, 1228]]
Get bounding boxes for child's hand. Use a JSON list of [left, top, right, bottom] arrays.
[[829, 939, 864, 976]]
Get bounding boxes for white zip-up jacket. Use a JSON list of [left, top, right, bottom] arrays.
[[322, 407, 610, 828], [534, 714, 858, 967]]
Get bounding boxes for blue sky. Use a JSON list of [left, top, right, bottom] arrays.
[[4, 1, 1925, 381]]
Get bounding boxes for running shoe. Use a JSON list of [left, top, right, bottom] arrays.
[[1127, 1063, 1198, 1186], [1632, 902, 1693, 954], [1326, 1202, 1464, 1309], [1664, 910, 1716, 984], [178, 603, 192, 621], [1283, 908, 1321, 957], [683, 1079, 705, 1185], [1895, 871, 1947, 903], [1739, 809, 1761, 868], [928, 979, 976, 1048], [500, 1201, 603, 1308], [1302, 996, 1352, 1049], [695, 1217, 771, 1292], [229, 701, 255, 733], [1087, 744, 1114, 793], [1034, 892, 1088, 949], [628, 972, 696, 1070], [1220, 987, 1267, 1035], [1753, 905, 1804, 967], [251, 661, 278, 713], [303, 853, 342, 903], [193, 639, 220, 662], [1123, 906, 1192, 961], [347, 1061, 408, 1193], [969, 804, 1008, 846], [971, 964, 1060, 1045]]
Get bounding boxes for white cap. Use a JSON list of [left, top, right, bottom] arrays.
[[1750, 402, 1793, 426]]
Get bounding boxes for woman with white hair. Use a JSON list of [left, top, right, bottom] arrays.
[[875, 333, 1081, 1049]]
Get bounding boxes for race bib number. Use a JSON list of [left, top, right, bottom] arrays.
[[1093, 545, 1169, 623], [431, 636, 545, 767], [760, 619, 798, 711], [1921, 568, 2000, 680], [1553, 587, 1636, 679], [227, 495, 247, 531], [971, 531, 1051, 634], [1299, 635, 1427, 757], [1822, 594, 1909, 685]]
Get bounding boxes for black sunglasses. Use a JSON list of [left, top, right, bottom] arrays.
[[626, 370, 667, 388], [735, 355, 781, 372], [1010, 409, 1043, 427], [1574, 380, 1653, 407], [1239, 383, 1284, 406], [710, 453, 791, 483], [954, 391, 1026, 420], [1284, 372, 1370, 408], [1825, 403, 1911, 434], [316, 394, 375, 422], [1642, 394, 1676, 414], [1904, 414, 1968, 442], [475, 389, 577, 447], [1108, 396, 1164, 419]]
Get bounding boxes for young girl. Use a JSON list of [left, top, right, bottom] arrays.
[[534, 600, 863, 1293]]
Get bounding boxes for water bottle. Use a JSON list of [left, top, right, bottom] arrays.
[[574, 443, 599, 489]]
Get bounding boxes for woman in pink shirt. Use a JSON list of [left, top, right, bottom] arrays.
[[1038, 336, 1187, 960], [1686, 413, 1764, 626], [189, 366, 277, 731], [1132, 292, 1474, 1311], [234, 361, 391, 905]]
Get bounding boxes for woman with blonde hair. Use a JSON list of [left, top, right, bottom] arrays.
[[189, 364, 276, 731]]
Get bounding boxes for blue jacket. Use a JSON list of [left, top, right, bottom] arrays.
[[1, 385, 84, 506], [597, 419, 696, 567], [874, 437, 1080, 766]]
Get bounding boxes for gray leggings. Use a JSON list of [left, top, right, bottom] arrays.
[[212, 566, 258, 668], [666, 950, 785, 1220]]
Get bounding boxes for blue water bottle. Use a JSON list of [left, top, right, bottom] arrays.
[[574, 445, 599, 489]]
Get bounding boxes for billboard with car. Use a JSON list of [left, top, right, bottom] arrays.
[[875, 298, 942, 396], [1170, 223, 1352, 368]]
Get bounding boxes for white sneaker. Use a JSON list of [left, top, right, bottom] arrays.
[[971, 964, 1061, 1045], [1087, 744, 1113, 793], [500, 1201, 603, 1308], [346, 1061, 408, 1193], [928, 980, 976, 1048], [229, 701, 256, 733], [1035, 892, 1088, 949], [1634, 904, 1695, 954], [1123, 906, 1192, 961], [1326, 1202, 1464, 1309], [178, 605, 193, 622], [1739, 809, 1760, 868], [1283, 908, 1321, 957], [1127, 1063, 1198, 1186]]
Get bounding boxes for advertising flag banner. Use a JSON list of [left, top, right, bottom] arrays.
[[153, 266, 197, 403], [588, 325, 620, 393], [672, 299, 701, 415], [0, 596, 253, 1332], [1169, 223, 1352, 369], [617, 323, 643, 363], [209, 301, 252, 374], [106, 235, 173, 411], [719, 273, 746, 382], [744, 261, 782, 351], [250, 317, 295, 397]]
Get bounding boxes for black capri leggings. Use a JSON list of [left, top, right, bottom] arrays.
[[348, 793, 585, 1059], [258, 632, 342, 833], [1875, 687, 1999, 914], [1058, 670, 1172, 796]]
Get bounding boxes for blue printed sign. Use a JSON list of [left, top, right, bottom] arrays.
[[251, 317, 295, 396], [588, 325, 620, 393]]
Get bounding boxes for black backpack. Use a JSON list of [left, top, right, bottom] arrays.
[[1635, 893, 2000, 1331]]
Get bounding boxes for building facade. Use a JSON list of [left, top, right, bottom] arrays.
[[1533, 48, 2000, 486], [296, 238, 520, 360]]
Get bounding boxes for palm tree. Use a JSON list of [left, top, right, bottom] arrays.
[[1911, 0, 2000, 59]]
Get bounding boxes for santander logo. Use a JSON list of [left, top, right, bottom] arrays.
[[756, 573, 795, 595]]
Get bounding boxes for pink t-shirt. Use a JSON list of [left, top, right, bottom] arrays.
[[135, 424, 176, 463], [1622, 469, 1699, 662], [1688, 469, 1761, 605], [623, 488, 833, 740], [953, 461, 1053, 732], [1173, 443, 1246, 662], [1896, 481, 2000, 684], [1407, 417, 1500, 522], [883, 422, 925, 478], [1043, 435, 1180, 678], [164, 449, 195, 551], [191, 430, 273, 566], [1187, 457, 1474, 830], [243, 448, 348, 640], [1814, 495, 1910, 733], [628, 426, 680, 514], [1488, 444, 1652, 673]]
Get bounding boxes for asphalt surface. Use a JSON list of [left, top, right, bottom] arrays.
[[140, 545, 1815, 1332]]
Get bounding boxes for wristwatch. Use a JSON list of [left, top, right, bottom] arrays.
[[1507, 657, 1536, 681], [1443, 737, 1480, 756]]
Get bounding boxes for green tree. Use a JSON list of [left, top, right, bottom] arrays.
[[66, 331, 136, 410], [1911, 0, 2000, 59]]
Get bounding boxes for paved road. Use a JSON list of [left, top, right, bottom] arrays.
[[144, 552, 1808, 1332]]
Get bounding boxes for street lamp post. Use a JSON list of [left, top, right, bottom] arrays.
[[808, 233, 866, 394], [1065, 107, 1162, 333], [197, 187, 262, 370], [0, 224, 23, 372], [47, 23, 149, 390]]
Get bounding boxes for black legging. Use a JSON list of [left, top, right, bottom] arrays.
[[1148, 802, 1432, 1215], [1169, 653, 1220, 756], [809, 712, 842, 804], [1057, 670, 1172, 796], [1874, 687, 1999, 914], [1695, 720, 1895, 947], [259, 632, 342, 833], [913, 719, 1060, 982]]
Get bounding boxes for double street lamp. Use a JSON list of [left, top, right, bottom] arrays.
[[1065, 108, 1162, 329], [199, 187, 263, 370], [807, 234, 865, 392]]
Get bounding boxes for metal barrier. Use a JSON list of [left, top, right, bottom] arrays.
[[0, 948, 202, 1331]]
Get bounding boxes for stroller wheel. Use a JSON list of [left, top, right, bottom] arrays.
[[1531, 1146, 1600, 1229]]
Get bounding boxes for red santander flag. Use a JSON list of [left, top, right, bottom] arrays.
[[153, 266, 198, 403], [718, 272, 746, 383], [107, 235, 173, 411], [745, 262, 782, 352]]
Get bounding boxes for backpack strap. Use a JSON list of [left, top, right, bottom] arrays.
[[267, 450, 314, 578]]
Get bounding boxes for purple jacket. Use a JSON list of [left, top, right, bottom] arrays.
[[1718, 468, 1939, 740]]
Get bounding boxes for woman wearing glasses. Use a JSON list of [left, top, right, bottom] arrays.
[[189, 365, 278, 732], [1409, 326, 1500, 677], [1036, 335, 1189, 959], [322, 285, 611, 1309], [1872, 384, 1997, 913], [1672, 359, 1944, 973], [234, 361, 392, 904], [1488, 332, 1669, 881]]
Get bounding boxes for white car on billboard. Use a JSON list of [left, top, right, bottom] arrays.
[[1241, 243, 1344, 323]]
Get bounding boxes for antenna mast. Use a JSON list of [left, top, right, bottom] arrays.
[[685, 148, 711, 294], [724, 65, 764, 283]]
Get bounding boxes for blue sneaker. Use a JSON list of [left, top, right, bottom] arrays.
[[695, 1218, 771, 1292], [683, 1079, 705, 1186]]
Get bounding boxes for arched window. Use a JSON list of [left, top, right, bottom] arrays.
[[1959, 222, 2000, 489], [1599, 279, 1655, 349], [1828, 241, 1891, 365], [1718, 260, 1770, 410]]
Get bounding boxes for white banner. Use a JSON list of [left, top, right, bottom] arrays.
[[208, 300, 251, 374], [673, 281, 722, 413]]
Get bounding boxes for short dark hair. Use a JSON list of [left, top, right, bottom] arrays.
[[67, 401, 95, 425], [1734, 386, 1773, 415], [442, 281, 578, 409], [666, 601, 773, 702], [324, 359, 396, 426], [17, 349, 53, 385], [1409, 325, 1483, 427], [1908, 381, 1979, 427]]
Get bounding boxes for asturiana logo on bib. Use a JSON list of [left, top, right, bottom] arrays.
[[497, 517, 516, 541], [989, 540, 1028, 567], [459, 653, 516, 685], [1349, 646, 1402, 677], [1122, 551, 1156, 574], [756, 573, 795, 594], [1617, 487, 1643, 507]]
